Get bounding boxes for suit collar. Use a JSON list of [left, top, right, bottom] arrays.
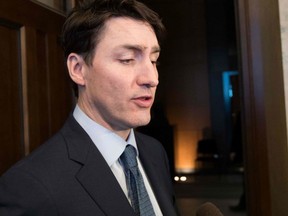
[[61, 115, 135, 216], [73, 106, 127, 166]]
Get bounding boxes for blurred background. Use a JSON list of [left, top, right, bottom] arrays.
[[1, 0, 288, 215]]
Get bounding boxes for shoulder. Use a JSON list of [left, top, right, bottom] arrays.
[[0, 118, 81, 215], [0, 115, 82, 184], [1, 130, 66, 180], [0, 133, 64, 215]]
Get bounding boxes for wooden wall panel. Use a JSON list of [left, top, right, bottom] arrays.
[[0, 23, 23, 173], [0, 0, 73, 174], [22, 27, 51, 152]]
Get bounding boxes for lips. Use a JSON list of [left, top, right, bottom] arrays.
[[132, 95, 154, 108]]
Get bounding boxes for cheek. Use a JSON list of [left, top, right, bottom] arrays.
[[105, 70, 132, 91], [89, 64, 133, 101], [100, 76, 128, 101]]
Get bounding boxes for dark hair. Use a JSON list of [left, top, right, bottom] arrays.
[[62, 0, 165, 65]]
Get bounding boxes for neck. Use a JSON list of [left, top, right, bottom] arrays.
[[76, 102, 131, 140]]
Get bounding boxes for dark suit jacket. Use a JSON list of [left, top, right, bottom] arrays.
[[0, 115, 178, 216]]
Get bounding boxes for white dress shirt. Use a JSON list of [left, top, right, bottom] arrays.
[[73, 105, 162, 215]]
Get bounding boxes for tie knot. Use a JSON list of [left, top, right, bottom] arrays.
[[120, 145, 138, 171]]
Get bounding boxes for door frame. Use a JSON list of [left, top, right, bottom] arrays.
[[236, 0, 288, 215]]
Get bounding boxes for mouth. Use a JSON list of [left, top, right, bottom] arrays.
[[132, 95, 154, 108]]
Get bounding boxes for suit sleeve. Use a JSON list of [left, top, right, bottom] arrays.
[[0, 168, 58, 216]]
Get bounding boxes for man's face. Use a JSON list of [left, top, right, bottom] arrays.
[[78, 17, 160, 136]]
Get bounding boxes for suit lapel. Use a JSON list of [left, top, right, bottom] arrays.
[[76, 147, 135, 216], [61, 116, 135, 216]]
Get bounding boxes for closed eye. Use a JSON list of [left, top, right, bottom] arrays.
[[119, 59, 135, 65]]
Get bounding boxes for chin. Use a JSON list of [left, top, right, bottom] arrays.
[[126, 110, 151, 127], [132, 116, 151, 128]]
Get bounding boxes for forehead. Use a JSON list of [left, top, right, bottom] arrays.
[[97, 17, 159, 50]]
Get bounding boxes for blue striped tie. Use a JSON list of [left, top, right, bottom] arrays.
[[120, 145, 156, 216]]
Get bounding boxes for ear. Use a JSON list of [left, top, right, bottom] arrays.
[[67, 53, 87, 86]]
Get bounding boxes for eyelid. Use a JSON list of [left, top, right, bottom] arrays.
[[152, 60, 160, 66], [119, 58, 135, 64]]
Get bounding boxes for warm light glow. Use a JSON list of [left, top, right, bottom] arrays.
[[166, 87, 211, 174], [174, 176, 180, 181], [174, 130, 201, 173]]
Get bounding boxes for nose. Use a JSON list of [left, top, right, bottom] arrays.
[[137, 60, 159, 88]]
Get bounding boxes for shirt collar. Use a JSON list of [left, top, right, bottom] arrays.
[[73, 105, 138, 167]]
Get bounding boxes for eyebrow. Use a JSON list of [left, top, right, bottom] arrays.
[[117, 44, 161, 54]]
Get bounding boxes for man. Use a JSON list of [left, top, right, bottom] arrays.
[[0, 0, 178, 215]]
